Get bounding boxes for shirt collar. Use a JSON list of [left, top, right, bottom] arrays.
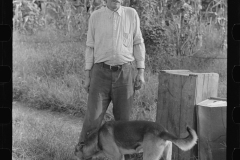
[[106, 5, 122, 16]]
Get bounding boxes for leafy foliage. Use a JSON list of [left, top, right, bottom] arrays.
[[128, 0, 226, 72], [13, 0, 45, 34], [13, 0, 87, 37], [12, 0, 227, 73]]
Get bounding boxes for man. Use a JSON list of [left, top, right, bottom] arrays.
[[75, 0, 145, 157]]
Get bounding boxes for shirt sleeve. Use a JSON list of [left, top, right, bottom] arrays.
[[133, 10, 145, 69], [85, 46, 94, 70], [133, 10, 144, 45], [86, 13, 94, 47], [85, 14, 95, 70], [133, 43, 145, 69]]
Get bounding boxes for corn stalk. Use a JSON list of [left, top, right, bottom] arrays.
[[13, 0, 44, 35], [163, 0, 203, 67], [13, 0, 88, 36], [203, 0, 227, 28]]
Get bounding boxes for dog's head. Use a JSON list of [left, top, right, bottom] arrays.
[[75, 129, 100, 160]]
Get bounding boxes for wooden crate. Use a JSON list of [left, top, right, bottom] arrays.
[[156, 70, 219, 160], [197, 98, 227, 160]]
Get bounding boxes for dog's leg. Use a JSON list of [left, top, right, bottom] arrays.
[[99, 129, 124, 160], [91, 151, 107, 159], [102, 152, 124, 160], [160, 141, 172, 160], [92, 151, 124, 160], [119, 154, 125, 160], [135, 145, 143, 153], [142, 134, 165, 160]]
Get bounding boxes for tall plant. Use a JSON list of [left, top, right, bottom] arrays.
[[13, 0, 88, 36], [13, 0, 45, 34], [131, 0, 204, 71]]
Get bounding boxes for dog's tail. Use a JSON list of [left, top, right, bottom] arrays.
[[160, 126, 198, 151]]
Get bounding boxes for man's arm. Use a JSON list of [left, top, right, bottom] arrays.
[[84, 13, 95, 92], [132, 9, 146, 90], [133, 43, 145, 91], [84, 46, 94, 93], [85, 47, 94, 71]]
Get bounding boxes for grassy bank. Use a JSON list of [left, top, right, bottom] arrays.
[[13, 29, 87, 116]]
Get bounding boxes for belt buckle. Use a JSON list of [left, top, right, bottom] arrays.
[[110, 65, 120, 71]]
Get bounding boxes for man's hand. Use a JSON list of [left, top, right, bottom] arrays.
[[84, 70, 91, 93], [134, 68, 145, 90]]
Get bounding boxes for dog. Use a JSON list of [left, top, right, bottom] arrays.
[[74, 120, 198, 160]]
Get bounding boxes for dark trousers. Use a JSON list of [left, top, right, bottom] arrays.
[[78, 62, 135, 143]]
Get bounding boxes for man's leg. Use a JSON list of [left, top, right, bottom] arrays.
[[111, 63, 135, 121], [75, 64, 112, 154], [111, 63, 135, 160]]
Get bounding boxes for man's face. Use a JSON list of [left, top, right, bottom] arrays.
[[106, 0, 122, 11]]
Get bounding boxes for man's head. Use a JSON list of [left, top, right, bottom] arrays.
[[106, 0, 122, 11]]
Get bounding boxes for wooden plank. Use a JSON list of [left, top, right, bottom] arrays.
[[197, 105, 213, 160], [207, 73, 219, 98], [157, 71, 182, 160], [197, 100, 226, 160], [194, 73, 219, 104], [166, 73, 182, 160], [178, 74, 198, 160], [209, 97, 226, 101], [194, 73, 204, 104], [156, 72, 169, 127], [161, 70, 191, 76], [161, 70, 190, 73], [202, 74, 210, 103]]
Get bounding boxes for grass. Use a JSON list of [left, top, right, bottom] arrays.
[[12, 103, 82, 160], [13, 29, 87, 116]]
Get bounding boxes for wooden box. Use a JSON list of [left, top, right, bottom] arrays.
[[197, 98, 227, 160], [156, 70, 219, 160]]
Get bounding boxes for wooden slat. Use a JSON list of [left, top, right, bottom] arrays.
[[168, 74, 182, 160], [202, 74, 210, 102], [209, 97, 226, 101], [195, 73, 204, 104], [208, 73, 219, 98], [156, 72, 169, 127], [161, 70, 191, 75], [197, 101, 226, 160], [157, 72, 182, 159], [178, 74, 198, 160]]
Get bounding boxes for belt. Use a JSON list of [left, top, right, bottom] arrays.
[[101, 62, 126, 71]]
